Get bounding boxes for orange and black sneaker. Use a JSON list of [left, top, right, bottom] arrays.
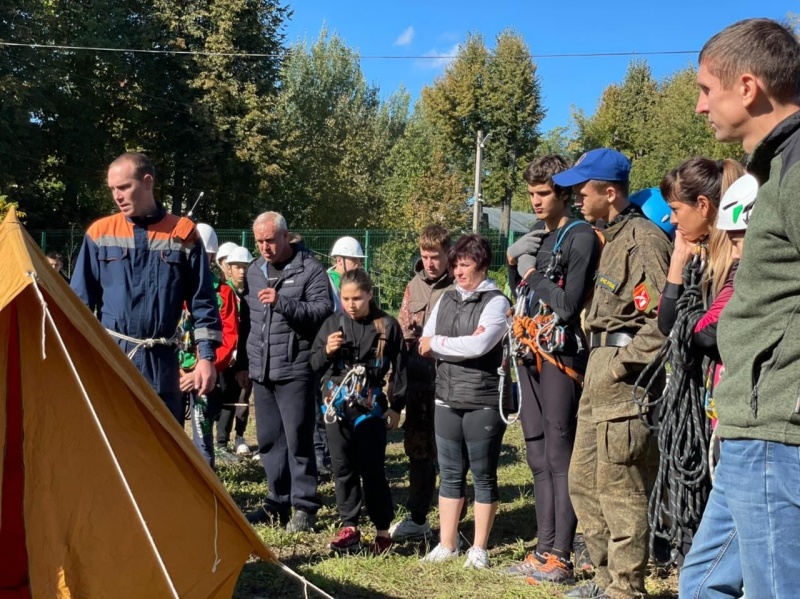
[[525, 553, 575, 585], [330, 526, 362, 554], [504, 550, 549, 576]]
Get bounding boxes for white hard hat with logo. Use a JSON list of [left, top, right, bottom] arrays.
[[226, 246, 254, 265], [331, 236, 365, 259], [195, 223, 219, 254], [217, 241, 238, 265], [717, 174, 758, 231]]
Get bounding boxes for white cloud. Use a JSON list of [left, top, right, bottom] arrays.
[[417, 43, 461, 69], [393, 26, 415, 47]]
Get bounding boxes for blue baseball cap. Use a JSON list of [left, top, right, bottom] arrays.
[[630, 187, 676, 237], [552, 148, 631, 187]]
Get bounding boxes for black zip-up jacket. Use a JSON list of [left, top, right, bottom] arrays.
[[311, 309, 408, 414]]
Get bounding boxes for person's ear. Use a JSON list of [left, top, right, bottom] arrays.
[[740, 73, 760, 109]]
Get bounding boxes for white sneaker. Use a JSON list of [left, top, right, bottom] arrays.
[[389, 516, 433, 541], [234, 436, 250, 455], [421, 542, 460, 563], [463, 546, 490, 569]]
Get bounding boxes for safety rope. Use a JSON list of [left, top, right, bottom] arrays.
[[105, 328, 180, 359], [632, 249, 713, 564], [322, 364, 368, 424]]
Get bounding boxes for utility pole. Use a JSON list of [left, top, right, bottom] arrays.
[[471, 130, 490, 233]]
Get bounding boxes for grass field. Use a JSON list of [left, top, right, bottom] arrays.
[[215, 416, 679, 599]]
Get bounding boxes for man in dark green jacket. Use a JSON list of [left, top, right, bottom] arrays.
[[679, 19, 800, 599]]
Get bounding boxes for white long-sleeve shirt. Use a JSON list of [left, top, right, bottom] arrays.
[[422, 279, 510, 362]]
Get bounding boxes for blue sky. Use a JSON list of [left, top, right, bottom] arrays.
[[283, 1, 795, 132]]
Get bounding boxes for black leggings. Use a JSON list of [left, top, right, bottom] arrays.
[[519, 359, 581, 554], [435, 404, 506, 504]]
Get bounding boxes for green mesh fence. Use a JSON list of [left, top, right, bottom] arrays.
[[32, 227, 515, 311]]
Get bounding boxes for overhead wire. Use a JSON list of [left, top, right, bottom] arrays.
[[0, 40, 700, 60]]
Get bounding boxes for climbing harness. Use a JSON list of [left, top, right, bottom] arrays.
[[632, 246, 713, 564], [322, 314, 389, 427]]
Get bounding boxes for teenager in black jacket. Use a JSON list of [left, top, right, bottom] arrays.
[[310, 269, 407, 555]]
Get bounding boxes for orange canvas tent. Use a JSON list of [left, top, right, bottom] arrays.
[[0, 209, 275, 598]]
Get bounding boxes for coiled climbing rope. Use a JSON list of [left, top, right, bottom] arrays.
[[632, 250, 713, 564]]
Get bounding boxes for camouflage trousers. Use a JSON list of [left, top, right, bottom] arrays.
[[568, 392, 657, 599]]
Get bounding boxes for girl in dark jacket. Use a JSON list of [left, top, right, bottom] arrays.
[[310, 269, 407, 555]]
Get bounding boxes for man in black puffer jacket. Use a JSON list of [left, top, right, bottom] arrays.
[[236, 211, 333, 533]]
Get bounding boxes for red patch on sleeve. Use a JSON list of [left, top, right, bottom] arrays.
[[634, 283, 651, 312]]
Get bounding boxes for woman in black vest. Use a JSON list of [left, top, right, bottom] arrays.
[[418, 233, 511, 569], [310, 269, 407, 555]]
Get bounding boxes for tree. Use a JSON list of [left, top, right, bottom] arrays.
[[421, 31, 544, 238], [570, 60, 739, 191], [271, 28, 408, 228], [379, 107, 465, 231], [0, 0, 291, 229]]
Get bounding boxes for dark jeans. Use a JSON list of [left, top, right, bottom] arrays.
[[216, 368, 250, 446], [434, 404, 506, 504], [326, 415, 394, 530], [518, 360, 581, 554], [252, 377, 321, 513]]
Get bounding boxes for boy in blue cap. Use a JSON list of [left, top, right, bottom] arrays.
[[552, 149, 672, 599]]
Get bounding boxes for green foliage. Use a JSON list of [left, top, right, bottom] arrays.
[[570, 60, 740, 192], [271, 29, 409, 228], [421, 31, 545, 237], [0, 194, 25, 220], [371, 233, 417, 311]]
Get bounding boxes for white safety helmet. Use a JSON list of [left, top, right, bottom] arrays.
[[226, 246, 254, 265], [195, 223, 219, 254], [217, 241, 238, 265], [717, 174, 758, 231], [330, 236, 365, 259]]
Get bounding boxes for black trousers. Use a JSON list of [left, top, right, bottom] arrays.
[[518, 359, 581, 554], [252, 377, 321, 513], [326, 415, 394, 530], [403, 389, 437, 523], [216, 367, 250, 446]]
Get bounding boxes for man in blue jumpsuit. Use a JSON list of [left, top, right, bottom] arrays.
[[71, 152, 222, 422]]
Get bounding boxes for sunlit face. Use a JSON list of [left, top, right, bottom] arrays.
[[228, 262, 247, 287], [218, 258, 232, 280], [696, 61, 749, 146], [572, 182, 609, 223], [47, 257, 62, 271], [420, 247, 448, 279], [340, 282, 372, 320], [668, 197, 713, 243], [335, 256, 362, 274], [727, 231, 745, 260], [254, 221, 290, 263], [453, 256, 486, 291], [528, 182, 566, 223], [107, 159, 156, 218]]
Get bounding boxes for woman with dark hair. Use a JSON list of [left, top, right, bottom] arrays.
[[418, 233, 511, 569], [658, 157, 745, 346], [310, 269, 407, 555]]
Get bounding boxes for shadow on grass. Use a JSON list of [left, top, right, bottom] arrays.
[[235, 559, 402, 599]]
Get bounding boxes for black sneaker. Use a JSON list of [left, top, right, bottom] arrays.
[[286, 510, 317, 533], [573, 533, 593, 573], [245, 503, 290, 526]]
